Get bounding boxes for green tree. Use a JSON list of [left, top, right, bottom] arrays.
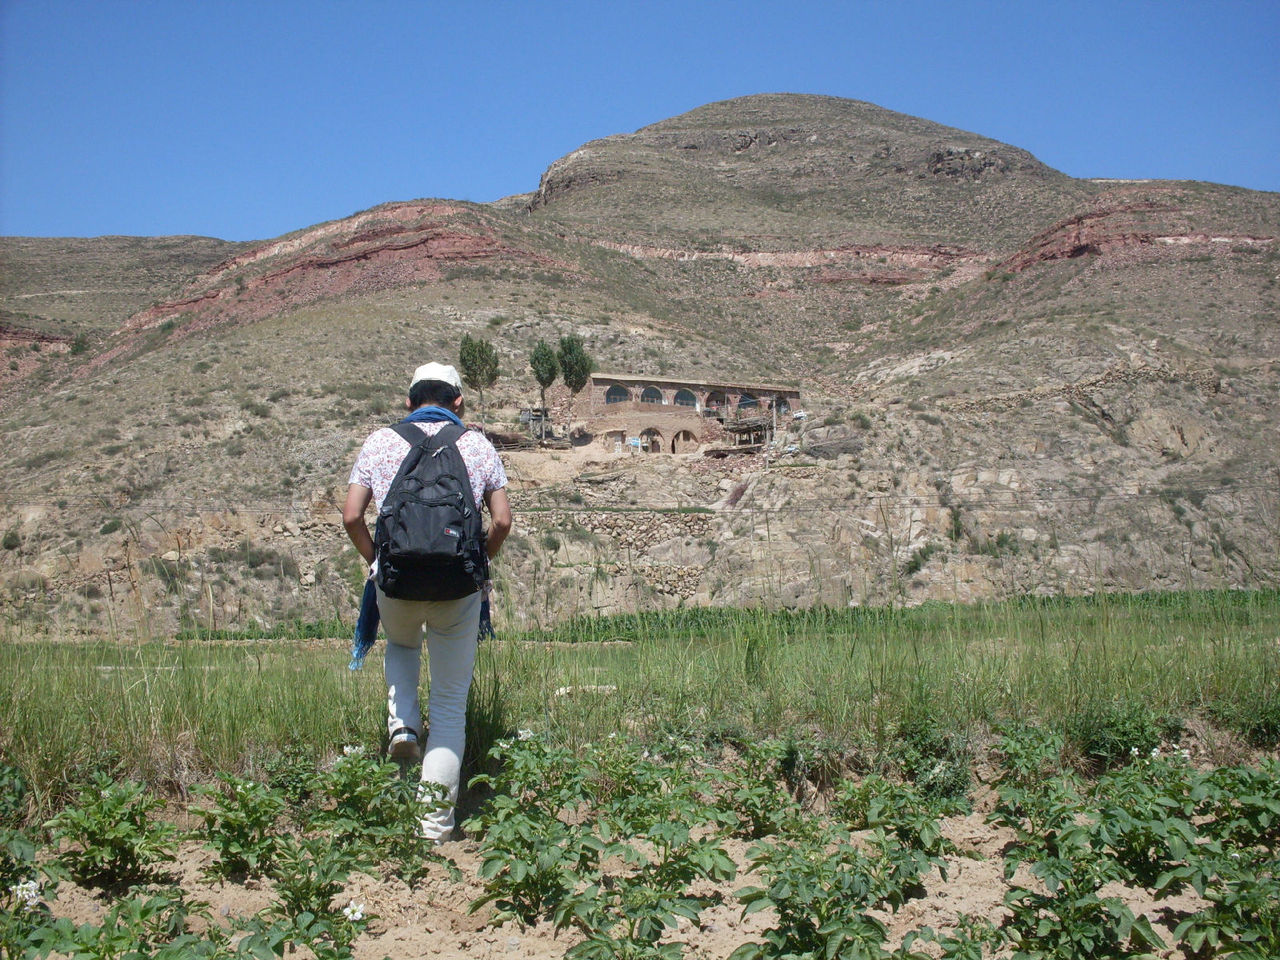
[[459, 334, 500, 427], [556, 335, 594, 441], [528, 340, 558, 440]]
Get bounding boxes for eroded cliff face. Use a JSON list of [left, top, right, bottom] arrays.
[[1000, 205, 1275, 273], [90, 202, 562, 369]]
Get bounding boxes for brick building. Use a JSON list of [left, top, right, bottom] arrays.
[[585, 372, 801, 453]]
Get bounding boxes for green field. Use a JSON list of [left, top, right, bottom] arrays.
[[2, 589, 1277, 816], [2, 589, 1279, 957]]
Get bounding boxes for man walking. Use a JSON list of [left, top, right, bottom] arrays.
[[342, 362, 512, 843]]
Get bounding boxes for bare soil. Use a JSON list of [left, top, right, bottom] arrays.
[[45, 804, 1207, 959]]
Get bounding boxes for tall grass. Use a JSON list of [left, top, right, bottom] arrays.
[[0, 638, 382, 814], [2, 589, 1277, 816], [509, 588, 1280, 742]]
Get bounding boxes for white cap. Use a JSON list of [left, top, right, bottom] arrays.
[[410, 362, 463, 393]]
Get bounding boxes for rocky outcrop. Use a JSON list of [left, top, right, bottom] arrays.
[[1000, 204, 1275, 273], [800, 424, 866, 460], [526, 148, 623, 211], [531, 509, 713, 554], [0, 323, 71, 391], [593, 238, 981, 271], [939, 359, 1221, 415], [927, 147, 1024, 179], [0, 322, 69, 344]]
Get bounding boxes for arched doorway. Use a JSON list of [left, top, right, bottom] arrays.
[[605, 385, 630, 404], [705, 390, 727, 415], [774, 397, 790, 416], [640, 428, 663, 453], [674, 389, 697, 409], [737, 392, 758, 411], [640, 386, 664, 404], [671, 430, 699, 453]]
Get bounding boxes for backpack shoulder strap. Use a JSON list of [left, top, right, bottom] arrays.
[[389, 421, 466, 451], [431, 423, 467, 452], [379, 423, 436, 502], [389, 422, 430, 446]]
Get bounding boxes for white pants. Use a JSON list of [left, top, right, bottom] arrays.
[[377, 586, 480, 841]]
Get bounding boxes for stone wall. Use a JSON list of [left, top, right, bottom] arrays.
[[585, 408, 717, 452]]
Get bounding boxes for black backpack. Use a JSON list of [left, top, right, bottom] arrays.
[[373, 422, 488, 602]]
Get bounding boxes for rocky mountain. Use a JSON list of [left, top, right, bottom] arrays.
[[529, 94, 1096, 250], [1, 94, 1276, 637]]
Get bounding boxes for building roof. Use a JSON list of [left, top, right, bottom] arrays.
[[591, 372, 801, 396]]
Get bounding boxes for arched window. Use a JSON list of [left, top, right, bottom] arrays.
[[674, 389, 697, 408], [640, 386, 664, 404], [706, 390, 727, 411], [671, 430, 698, 453], [605, 385, 630, 404], [774, 397, 791, 415], [640, 428, 663, 452], [737, 392, 758, 410]]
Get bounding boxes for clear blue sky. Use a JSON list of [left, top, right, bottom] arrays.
[[2, 0, 1276, 241]]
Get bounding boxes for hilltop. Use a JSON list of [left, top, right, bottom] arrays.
[[529, 93, 1097, 250], [1, 94, 1277, 636]]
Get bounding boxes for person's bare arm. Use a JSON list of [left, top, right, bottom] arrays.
[[484, 487, 512, 559], [342, 483, 375, 565]]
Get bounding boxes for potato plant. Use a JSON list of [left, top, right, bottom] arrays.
[[462, 732, 1280, 959], [3, 729, 1280, 958], [45, 774, 179, 889], [191, 773, 288, 879]]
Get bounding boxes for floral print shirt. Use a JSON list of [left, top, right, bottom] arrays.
[[348, 422, 508, 512]]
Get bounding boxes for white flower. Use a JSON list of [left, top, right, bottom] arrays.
[[516, 729, 534, 741], [342, 745, 365, 757], [1180, 749, 1192, 763], [342, 901, 365, 922], [10, 879, 39, 911], [1150, 747, 1161, 759], [1130, 747, 1140, 757]]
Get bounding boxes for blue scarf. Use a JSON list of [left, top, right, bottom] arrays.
[[401, 405, 464, 428]]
